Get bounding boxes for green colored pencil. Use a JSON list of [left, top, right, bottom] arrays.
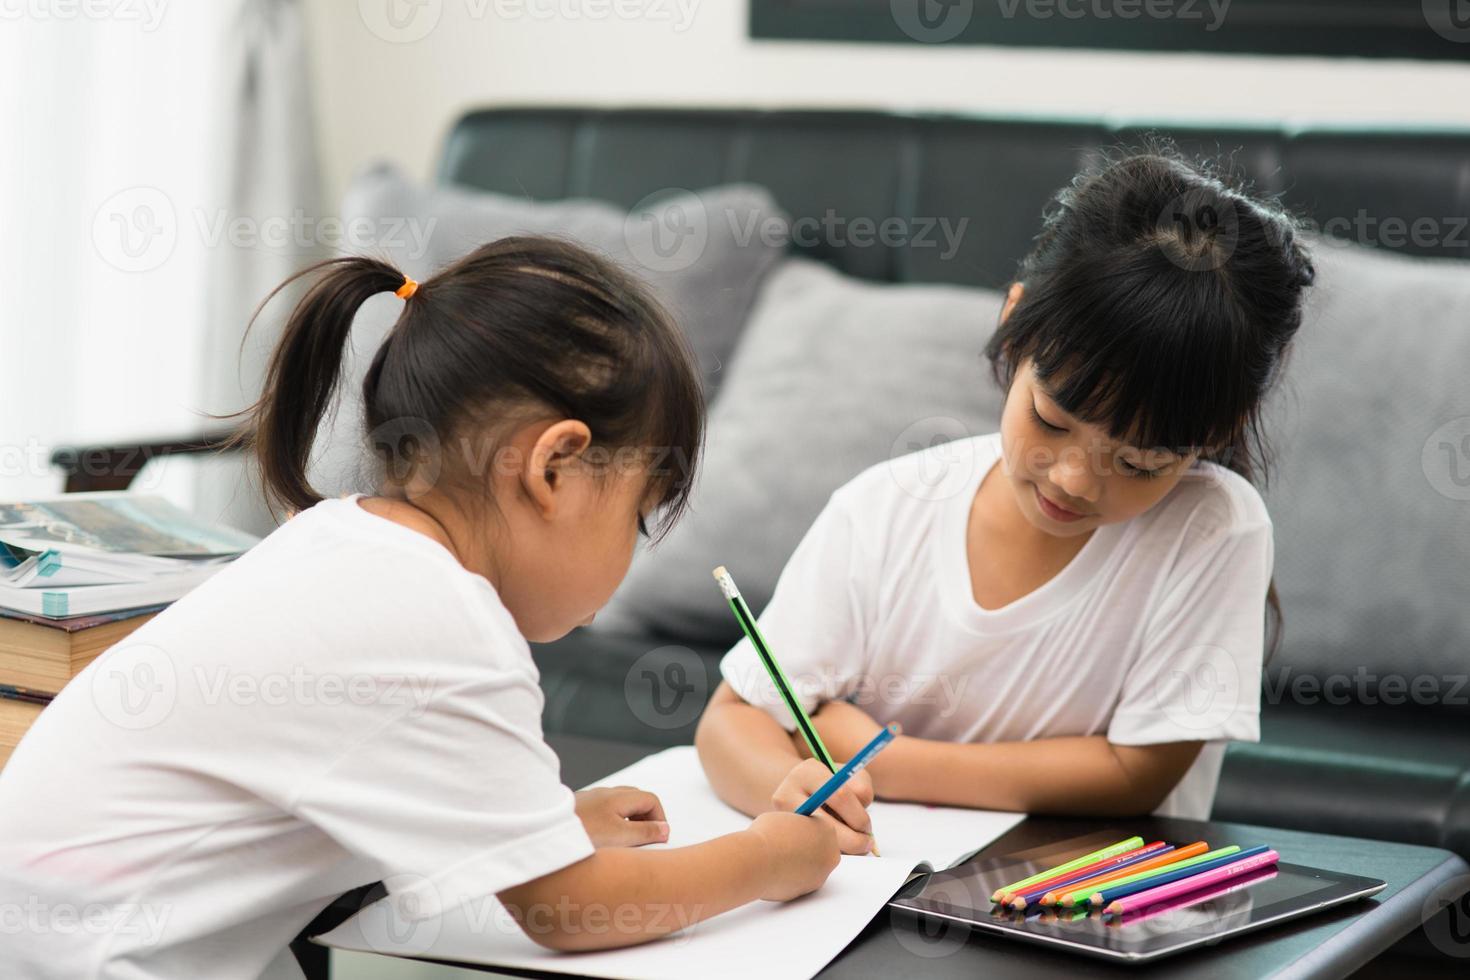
[[713, 567, 836, 770], [1065, 845, 1242, 908], [990, 836, 1144, 904]]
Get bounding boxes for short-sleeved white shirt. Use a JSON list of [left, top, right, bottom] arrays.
[[0, 495, 593, 980], [721, 433, 1272, 820]]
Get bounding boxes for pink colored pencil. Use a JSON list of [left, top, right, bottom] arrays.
[[1103, 849, 1280, 916]]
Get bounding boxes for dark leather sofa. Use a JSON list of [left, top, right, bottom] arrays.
[[56, 109, 1470, 870]]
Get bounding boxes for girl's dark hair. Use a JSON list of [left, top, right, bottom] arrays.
[[235, 236, 704, 542], [985, 145, 1315, 657]]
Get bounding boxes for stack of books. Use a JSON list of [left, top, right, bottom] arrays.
[[0, 493, 258, 766]]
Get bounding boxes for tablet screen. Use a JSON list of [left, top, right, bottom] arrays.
[[890, 833, 1385, 962]]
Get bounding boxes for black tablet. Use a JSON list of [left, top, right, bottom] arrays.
[[888, 832, 1386, 963]]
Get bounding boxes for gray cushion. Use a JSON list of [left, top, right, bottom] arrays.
[[1262, 238, 1470, 689], [596, 258, 1007, 643], [309, 165, 787, 496]]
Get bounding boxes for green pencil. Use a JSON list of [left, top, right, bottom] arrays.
[[990, 836, 1144, 904], [1064, 845, 1242, 908], [713, 566, 836, 771]]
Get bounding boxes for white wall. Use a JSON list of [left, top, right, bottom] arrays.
[[306, 1, 1470, 206]]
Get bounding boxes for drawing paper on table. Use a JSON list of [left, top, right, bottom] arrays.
[[316, 746, 1025, 980]]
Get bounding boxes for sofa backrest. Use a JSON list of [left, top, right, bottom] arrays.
[[439, 108, 1470, 708], [439, 108, 1470, 285]]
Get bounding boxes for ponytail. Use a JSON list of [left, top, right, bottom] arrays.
[[235, 256, 406, 517], [228, 237, 705, 538]]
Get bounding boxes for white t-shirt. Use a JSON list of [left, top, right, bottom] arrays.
[[0, 495, 593, 980], [721, 433, 1273, 820]]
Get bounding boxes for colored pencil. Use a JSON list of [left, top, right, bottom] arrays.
[[713, 566, 883, 854], [713, 567, 836, 770], [1065, 844, 1237, 907], [1007, 842, 1173, 909], [989, 836, 1145, 904], [1085, 845, 1271, 908], [0, 684, 53, 707], [1104, 849, 1280, 915], [1105, 866, 1279, 927], [1044, 840, 1210, 906], [796, 724, 899, 816]]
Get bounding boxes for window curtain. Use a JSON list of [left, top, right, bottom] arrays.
[[0, 0, 321, 538]]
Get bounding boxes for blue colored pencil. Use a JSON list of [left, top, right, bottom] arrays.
[[796, 723, 900, 816], [1087, 845, 1273, 907]]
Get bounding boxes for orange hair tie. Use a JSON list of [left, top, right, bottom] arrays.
[[395, 276, 418, 300]]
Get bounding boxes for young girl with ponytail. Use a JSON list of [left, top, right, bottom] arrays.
[[0, 238, 839, 979], [699, 150, 1316, 849]]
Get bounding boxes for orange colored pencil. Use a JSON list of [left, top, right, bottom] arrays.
[[1046, 841, 1210, 906]]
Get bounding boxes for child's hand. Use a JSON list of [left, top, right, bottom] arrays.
[[573, 786, 670, 848], [747, 811, 841, 901], [770, 758, 875, 855], [810, 700, 884, 761]]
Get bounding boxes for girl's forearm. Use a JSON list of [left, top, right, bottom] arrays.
[[867, 734, 1191, 816], [500, 831, 768, 951], [694, 686, 803, 816]]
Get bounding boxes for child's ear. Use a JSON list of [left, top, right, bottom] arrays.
[[1000, 282, 1024, 323], [524, 419, 593, 518]]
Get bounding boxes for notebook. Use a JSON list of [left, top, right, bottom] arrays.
[[316, 746, 1025, 980]]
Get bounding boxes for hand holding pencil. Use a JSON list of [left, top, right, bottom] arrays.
[[771, 758, 877, 855]]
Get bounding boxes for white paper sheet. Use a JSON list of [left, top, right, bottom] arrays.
[[317, 747, 1024, 980]]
